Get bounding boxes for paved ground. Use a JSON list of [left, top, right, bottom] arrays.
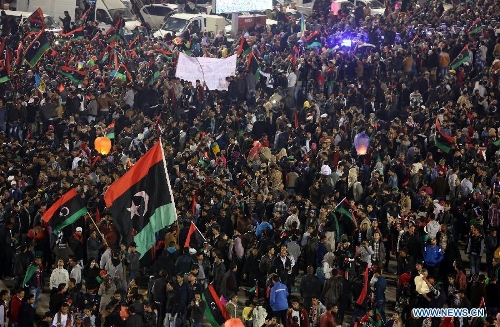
[[0, 241, 483, 326]]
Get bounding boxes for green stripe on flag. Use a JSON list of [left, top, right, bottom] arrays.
[[470, 26, 482, 34], [450, 55, 470, 70], [202, 293, 220, 327], [0, 76, 9, 83], [336, 206, 357, 228], [105, 132, 115, 139], [133, 204, 177, 258], [52, 207, 88, 234], [27, 42, 50, 67], [330, 212, 341, 243], [60, 71, 82, 84], [493, 139, 500, 146], [434, 137, 451, 153]]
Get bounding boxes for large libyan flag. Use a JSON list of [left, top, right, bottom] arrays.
[[42, 188, 88, 234], [104, 141, 177, 257]]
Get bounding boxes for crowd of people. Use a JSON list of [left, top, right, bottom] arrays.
[[0, 0, 499, 327]]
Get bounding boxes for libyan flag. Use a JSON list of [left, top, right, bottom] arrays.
[[104, 141, 177, 257], [450, 45, 470, 70], [28, 8, 45, 31], [336, 198, 357, 228], [434, 117, 455, 153], [184, 222, 205, 248], [24, 30, 51, 67], [57, 26, 85, 43], [105, 122, 115, 139], [60, 66, 87, 84], [202, 284, 229, 327], [42, 188, 88, 234]]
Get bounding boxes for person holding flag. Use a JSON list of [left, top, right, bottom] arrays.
[[22, 253, 45, 310]]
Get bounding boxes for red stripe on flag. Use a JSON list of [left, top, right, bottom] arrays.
[[184, 222, 196, 248], [104, 142, 163, 206], [436, 117, 455, 143], [356, 267, 369, 305], [208, 284, 229, 320], [42, 188, 78, 223]]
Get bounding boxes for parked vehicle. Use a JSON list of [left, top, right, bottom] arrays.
[[1, 10, 62, 34], [16, 0, 141, 38], [153, 13, 229, 38]]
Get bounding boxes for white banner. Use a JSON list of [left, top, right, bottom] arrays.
[[175, 53, 237, 91]]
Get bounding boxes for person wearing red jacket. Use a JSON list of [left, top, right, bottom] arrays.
[[286, 299, 309, 327], [319, 303, 336, 327], [8, 289, 24, 327]]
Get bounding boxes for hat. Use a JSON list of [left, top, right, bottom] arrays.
[[415, 260, 424, 266], [341, 234, 349, 243], [7, 176, 14, 182], [11, 180, 16, 185], [189, 248, 197, 255], [76, 227, 83, 232], [320, 113, 328, 118], [303, 101, 311, 108]]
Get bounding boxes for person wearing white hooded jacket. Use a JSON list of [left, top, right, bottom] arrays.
[[49, 259, 70, 291], [252, 303, 268, 327]]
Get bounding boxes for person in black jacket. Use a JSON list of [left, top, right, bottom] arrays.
[[165, 281, 178, 327], [19, 294, 36, 327], [189, 293, 206, 327], [125, 306, 143, 327], [49, 283, 68, 315], [105, 305, 123, 327], [151, 271, 167, 327], [142, 302, 156, 327], [174, 273, 189, 326]]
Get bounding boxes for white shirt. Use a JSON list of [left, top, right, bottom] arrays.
[[70, 265, 82, 284], [53, 313, 71, 327], [287, 72, 297, 88], [50, 267, 70, 289], [123, 89, 135, 107], [279, 255, 295, 274]]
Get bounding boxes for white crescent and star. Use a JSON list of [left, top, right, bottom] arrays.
[[32, 41, 40, 49], [59, 207, 69, 217], [127, 191, 150, 220]]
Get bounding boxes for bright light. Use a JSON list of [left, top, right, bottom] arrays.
[[341, 39, 352, 47]]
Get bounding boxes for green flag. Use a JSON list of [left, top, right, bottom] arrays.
[[22, 264, 39, 287]]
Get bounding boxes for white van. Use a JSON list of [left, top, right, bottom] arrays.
[[2, 9, 62, 34], [153, 13, 229, 38]]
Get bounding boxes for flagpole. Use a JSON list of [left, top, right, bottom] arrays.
[[159, 138, 178, 223], [334, 197, 347, 210], [86, 211, 107, 245], [193, 222, 207, 242]]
